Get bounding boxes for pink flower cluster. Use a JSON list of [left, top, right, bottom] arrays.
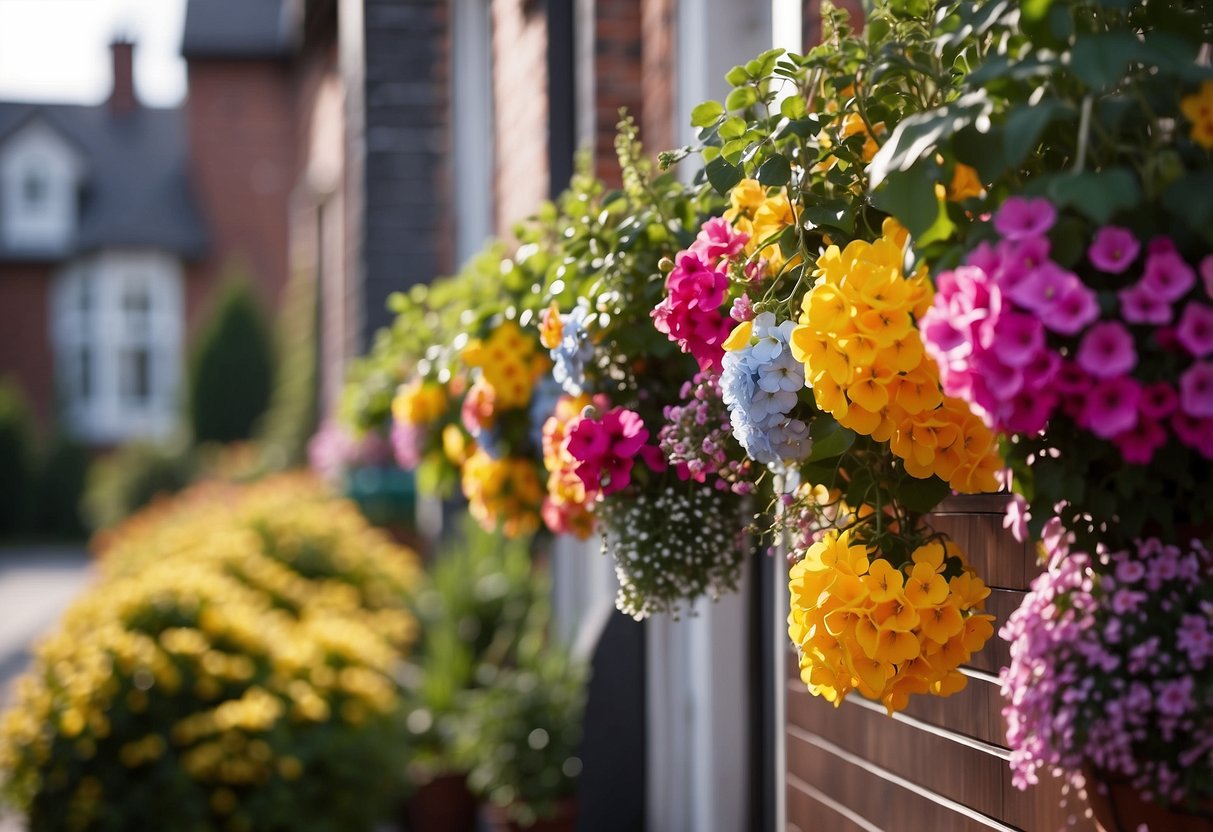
[[307, 419, 395, 483], [565, 406, 665, 496], [652, 217, 749, 371], [657, 371, 754, 495], [922, 196, 1213, 464], [1000, 527, 1213, 805]]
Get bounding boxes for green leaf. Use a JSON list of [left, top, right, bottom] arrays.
[[807, 420, 855, 462], [691, 100, 724, 128], [1069, 31, 1142, 91], [1046, 168, 1141, 224], [719, 116, 747, 140], [721, 138, 750, 165], [1162, 172, 1213, 247], [725, 65, 749, 86], [870, 162, 938, 239], [1001, 100, 1071, 169], [1021, 0, 1053, 21], [756, 153, 791, 186], [726, 86, 758, 111], [801, 200, 855, 234], [897, 475, 950, 515], [705, 156, 744, 196], [780, 95, 806, 120], [868, 91, 992, 187]]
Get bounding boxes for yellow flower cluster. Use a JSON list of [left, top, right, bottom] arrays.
[[1181, 81, 1213, 150], [392, 379, 447, 425], [540, 394, 596, 539], [725, 178, 797, 274], [787, 529, 994, 714], [790, 219, 1002, 493], [0, 475, 420, 829], [462, 321, 551, 410], [461, 448, 545, 538]]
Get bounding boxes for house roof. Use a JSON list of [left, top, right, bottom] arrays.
[[0, 103, 208, 261], [181, 0, 296, 59]]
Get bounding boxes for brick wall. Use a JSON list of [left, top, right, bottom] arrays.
[[184, 59, 295, 330], [491, 0, 549, 235], [592, 0, 644, 187], [640, 0, 676, 160], [358, 0, 453, 344], [0, 263, 56, 425]]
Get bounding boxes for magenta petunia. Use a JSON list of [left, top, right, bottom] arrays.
[[988, 311, 1046, 368], [565, 407, 652, 495], [1112, 416, 1167, 465], [688, 216, 749, 266], [1177, 303, 1213, 358], [993, 196, 1057, 240], [1118, 282, 1174, 325], [1087, 226, 1140, 274], [1142, 249, 1197, 303], [1082, 376, 1141, 439], [1140, 382, 1179, 420], [1009, 262, 1071, 313], [1039, 278, 1101, 336], [1179, 361, 1213, 418], [1076, 321, 1137, 378]]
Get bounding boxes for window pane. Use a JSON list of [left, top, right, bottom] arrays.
[[23, 170, 47, 208], [119, 347, 151, 404], [122, 283, 151, 333]]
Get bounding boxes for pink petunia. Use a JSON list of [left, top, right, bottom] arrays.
[[1009, 262, 1071, 313], [988, 311, 1046, 368], [565, 407, 651, 495], [1111, 416, 1167, 465], [688, 216, 749, 266], [1177, 303, 1213, 358], [1081, 376, 1141, 439], [994, 196, 1058, 240], [1139, 382, 1179, 419], [1142, 249, 1197, 303], [1087, 226, 1140, 274], [1076, 321, 1137, 378], [1118, 282, 1174, 325], [1040, 279, 1101, 336], [1179, 361, 1213, 418]]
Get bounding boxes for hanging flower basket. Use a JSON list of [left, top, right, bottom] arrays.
[[1083, 767, 1213, 832]]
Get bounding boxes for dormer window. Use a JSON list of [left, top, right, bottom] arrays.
[[0, 118, 82, 253]]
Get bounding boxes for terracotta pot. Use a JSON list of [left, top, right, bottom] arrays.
[[405, 773, 478, 832], [1085, 770, 1213, 832], [481, 797, 579, 832]]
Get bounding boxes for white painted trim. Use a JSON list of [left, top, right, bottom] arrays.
[[0, 119, 84, 253], [452, 0, 495, 269]]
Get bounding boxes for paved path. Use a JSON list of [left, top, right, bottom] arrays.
[[0, 546, 94, 832]]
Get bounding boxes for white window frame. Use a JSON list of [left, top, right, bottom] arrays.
[[52, 251, 184, 443], [0, 119, 83, 253]]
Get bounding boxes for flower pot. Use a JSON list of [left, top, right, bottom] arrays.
[[1084, 770, 1213, 832], [481, 797, 579, 832], [405, 773, 478, 832]]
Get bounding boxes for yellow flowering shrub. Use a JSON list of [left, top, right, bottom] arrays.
[[791, 219, 1002, 494], [787, 528, 994, 714], [0, 475, 421, 832]]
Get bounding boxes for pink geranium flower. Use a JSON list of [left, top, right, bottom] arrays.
[[1082, 376, 1141, 438], [565, 407, 650, 495], [994, 196, 1057, 240], [1142, 249, 1197, 303], [689, 217, 749, 266], [1076, 321, 1137, 378], [1087, 226, 1140, 274], [1179, 361, 1213, 418], [1118, 282, 1174, 325], [1177, 303, 1213, 358]]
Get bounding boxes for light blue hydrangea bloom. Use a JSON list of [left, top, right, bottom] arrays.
[[720, 312, 812, 466], [550, 305, 595, 395]]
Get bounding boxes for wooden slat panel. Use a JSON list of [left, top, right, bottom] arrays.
[[969, 589, 1023, 674], [787, 776, 881, 832], [928, 511, 1034, 591], [786, 726, 1016, 832], [787, 687, 1009, 821]]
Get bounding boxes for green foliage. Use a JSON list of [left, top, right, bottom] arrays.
[[454, 647, 586, 827], [30, 434, 89, 540], [256, 267, 319, 472], [0, 379, 34, 536], [189, 275, 275, 443], [82, 441, 196, 531], [402, 517, 545, 779]]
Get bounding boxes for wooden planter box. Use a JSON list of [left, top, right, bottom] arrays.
[[782, 495, 1095, 831]]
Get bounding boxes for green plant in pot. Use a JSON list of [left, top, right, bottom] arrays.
[[401, 517, 544, 831], [455, 643, 587, 832]]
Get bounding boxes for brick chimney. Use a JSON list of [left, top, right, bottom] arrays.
[[109, 38, 137, 115]]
